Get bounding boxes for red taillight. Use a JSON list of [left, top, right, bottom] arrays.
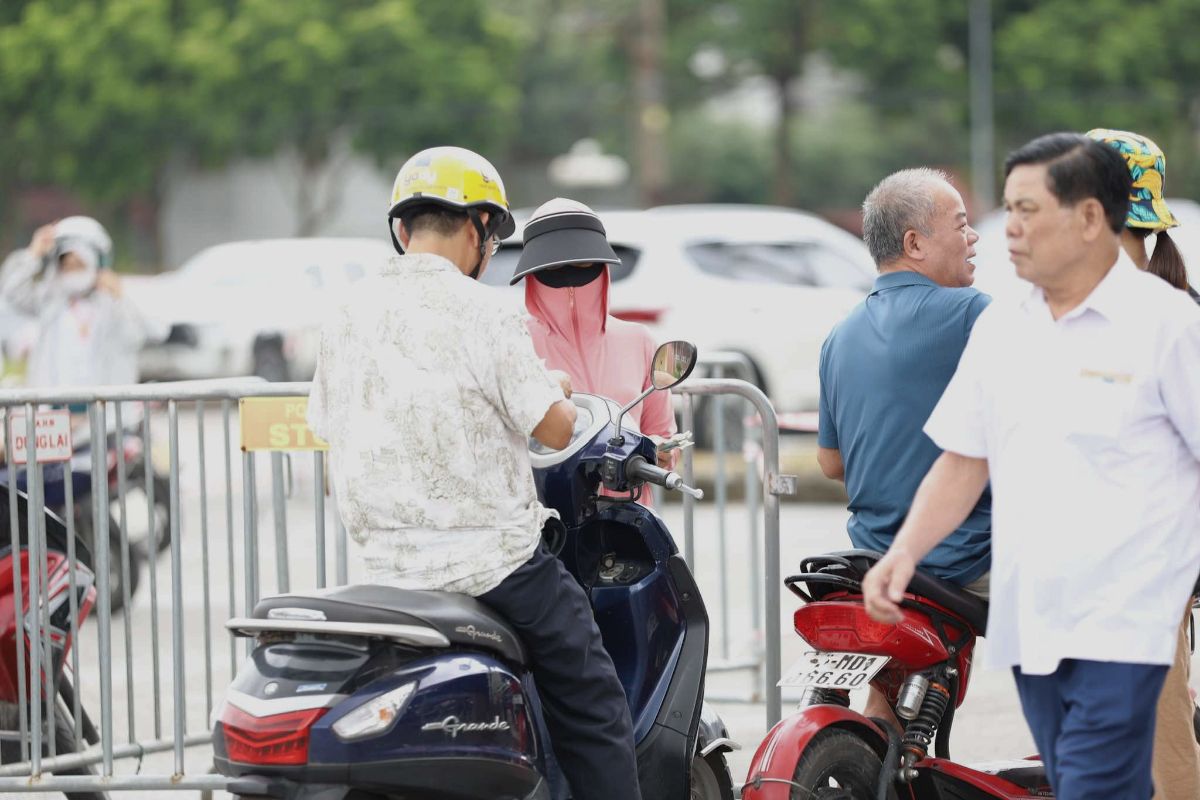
[[610, 307, 665, 324], [220, 704, 328, 766], [793, 600, 951, 665], [794, 601, 899, 649]]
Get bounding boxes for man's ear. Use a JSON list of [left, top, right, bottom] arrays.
[[464, 212, 487, 248], [1078, 198, 1110, 242], [902, 228, 924, 261], [396, 219, 413, 250]]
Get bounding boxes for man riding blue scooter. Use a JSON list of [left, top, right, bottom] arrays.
[[304, 147, 642, 800]]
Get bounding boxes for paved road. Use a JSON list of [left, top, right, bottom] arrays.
[[15, 406, 1188, 797]]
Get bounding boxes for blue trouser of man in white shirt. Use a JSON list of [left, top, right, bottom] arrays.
[[1014, 661, 1168, 798], [478, 543, 642, 800]]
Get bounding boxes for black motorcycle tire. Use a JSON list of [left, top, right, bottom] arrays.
[[234, 794, 380, 800], [72, 503, 143, 614], [691, 753, 735, 800], [790, 729, 897, 800], [122, 464, 172, 555], [0, 706, 109, 800]]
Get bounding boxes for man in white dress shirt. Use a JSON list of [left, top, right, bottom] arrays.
[[861, 132, 1200, 799]]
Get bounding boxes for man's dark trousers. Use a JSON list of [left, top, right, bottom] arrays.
[[479, 544, 642, 800], [1013, 659, 1168, 799]]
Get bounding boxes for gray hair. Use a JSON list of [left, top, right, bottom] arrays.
[[861, 168, 951, 268]]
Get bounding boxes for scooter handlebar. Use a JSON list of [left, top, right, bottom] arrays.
[[626, 455, 704, 501]]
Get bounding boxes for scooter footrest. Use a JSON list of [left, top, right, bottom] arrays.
[[969, 759, 1049, 791], [227, 776, 287, 798]]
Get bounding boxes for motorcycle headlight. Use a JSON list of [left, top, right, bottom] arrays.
[[331, 682, 417, 742]]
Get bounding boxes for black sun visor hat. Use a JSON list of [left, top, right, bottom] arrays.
[[509, 198, 621, 285]]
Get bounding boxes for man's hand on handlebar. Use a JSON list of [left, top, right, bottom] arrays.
[[862, 548, 916, 625]]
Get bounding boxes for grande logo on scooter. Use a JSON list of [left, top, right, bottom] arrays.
[[421, 715, 510, 738], [454, 625, 503, 643]]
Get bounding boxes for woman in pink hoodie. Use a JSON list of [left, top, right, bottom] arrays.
[[511, 199, 678, 500]]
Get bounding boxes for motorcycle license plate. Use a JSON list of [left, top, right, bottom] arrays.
[[778, 650, 889, 690]]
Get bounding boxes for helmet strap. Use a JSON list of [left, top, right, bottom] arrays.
[[467, 208, 490, 280], [388, 218, 405, 255]]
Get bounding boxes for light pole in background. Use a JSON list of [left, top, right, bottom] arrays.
[[968, 0, 996, 212], [633, 0, 668, 206]]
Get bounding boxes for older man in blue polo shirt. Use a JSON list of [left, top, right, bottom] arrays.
[[817, 167, 990, 724]]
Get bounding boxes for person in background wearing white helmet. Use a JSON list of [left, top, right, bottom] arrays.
[[307, 147, 643, 800], [0, 216, 161, 387], [511, 198, 679, 508]]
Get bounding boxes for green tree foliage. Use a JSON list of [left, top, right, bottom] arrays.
[[665, 0, 1200, 209], [666, 0, 811, 203], [993, 0, 1200, 193], [5, 0, 1200, 257], [491, 0, 633, 165], [0, 0, 519, 251]]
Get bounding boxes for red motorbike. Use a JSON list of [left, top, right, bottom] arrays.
[[0, 488, 103, 800], [742, 550, 1052, 800]]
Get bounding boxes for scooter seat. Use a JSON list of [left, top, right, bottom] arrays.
[[253, 584, 528, 666], [803, 549, 989, 634]]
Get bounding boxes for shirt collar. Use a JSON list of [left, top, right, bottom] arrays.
[[380, 252, 460, 277], [871, 269, 940, 294], [1078, 251, 1139, 322], [1021, 251, 1137, 323]]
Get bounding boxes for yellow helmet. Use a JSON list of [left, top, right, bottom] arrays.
[[387, 146, 515, 245]]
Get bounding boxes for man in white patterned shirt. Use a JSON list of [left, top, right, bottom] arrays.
[[308, 147, 642, 800]]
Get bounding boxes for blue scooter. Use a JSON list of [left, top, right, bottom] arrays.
[[212, 340, 738, 799]]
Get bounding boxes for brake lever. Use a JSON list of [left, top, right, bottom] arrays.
[[662, 470, 704, 500]]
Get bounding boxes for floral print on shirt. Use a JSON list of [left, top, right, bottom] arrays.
[[308, 253, 565, 596]]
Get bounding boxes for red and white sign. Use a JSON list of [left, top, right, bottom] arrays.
[[8, 410, 73, 464]]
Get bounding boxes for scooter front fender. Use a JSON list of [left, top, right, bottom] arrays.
[[740, 706, 889, 800]]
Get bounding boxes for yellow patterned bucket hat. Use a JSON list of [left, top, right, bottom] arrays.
[[1086, 128, 1179, 232]]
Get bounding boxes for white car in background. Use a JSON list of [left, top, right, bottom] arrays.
[[482, 204, 876, 424], [128, 237, 393, 381], [971, 198, 1200, 304]]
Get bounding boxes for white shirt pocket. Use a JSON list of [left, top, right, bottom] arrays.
[[1065, 370, 1136, 463]]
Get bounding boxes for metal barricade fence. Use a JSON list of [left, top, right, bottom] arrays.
[[673, 373, 796, 730], [0, 379, 332, 794], [671, 355, 769, 699], [0, 375, 792, 795]]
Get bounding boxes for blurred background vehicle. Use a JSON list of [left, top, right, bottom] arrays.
[[483, 204, 876, 426], [126, 237, 392, 382]]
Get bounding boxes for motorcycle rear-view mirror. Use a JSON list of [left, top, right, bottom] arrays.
[[610, 340, 698, 447], [649, 340, 698, 390]]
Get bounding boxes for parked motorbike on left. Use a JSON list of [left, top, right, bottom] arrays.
[[0, 435, 148, 615], [72, 411, 173, 557], [0, 488, 105, 800]]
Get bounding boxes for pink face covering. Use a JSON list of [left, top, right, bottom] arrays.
[[524, 266, 677, 505]]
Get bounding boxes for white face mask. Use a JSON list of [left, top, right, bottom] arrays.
[[58, 265, 98, 298]]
